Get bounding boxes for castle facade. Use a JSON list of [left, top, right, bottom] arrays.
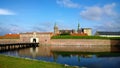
[[54, 23, 92, 36]]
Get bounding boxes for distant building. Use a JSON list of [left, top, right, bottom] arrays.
[[54, 23, 59, 34], [95, 31, 120, 37], [82, 28, 92, 36], [0, 32, 53, 44], [59, 30, 72, 34], [54, 23, 92, 36], [20, 32, 53, 43]]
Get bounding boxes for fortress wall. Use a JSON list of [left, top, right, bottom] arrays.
[[48, 39, 120, 52], [0, 39, 20, 44], [37, 34, 51, 44], [19, 33, 51, 44], [0, 33, 119, 52], [110, 40, 120, 52], [50, 39, 111, 45], [20, 34, 33, 43], [0, 33, 51, 44]]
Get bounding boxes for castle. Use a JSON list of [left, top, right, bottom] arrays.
[[0, 23, 92, 44], [54, 23, 92, 36]]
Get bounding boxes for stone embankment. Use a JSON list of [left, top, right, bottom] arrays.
[[0, 39, 120, 52]]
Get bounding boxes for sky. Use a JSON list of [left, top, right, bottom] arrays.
[[0, 0, 120, 35]]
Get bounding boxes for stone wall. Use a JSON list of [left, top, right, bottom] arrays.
[[48, 39, 120, 52], [20, 34, 32, 43], [50, 39, 111, 45], [0, 39, 20, 44], [20, 33, 51, 44], [110, 40, 120, 52], [0, 37, 119, 52]]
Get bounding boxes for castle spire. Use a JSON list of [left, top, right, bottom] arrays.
[[54, 22, 57, 28], [54, 22, 59, 34], [77, 22, 80, 31]]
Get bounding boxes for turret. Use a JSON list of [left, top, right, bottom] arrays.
[[77, 22, 81, 33], [77, 23, 80, 31], [54, 23, 59, 34]]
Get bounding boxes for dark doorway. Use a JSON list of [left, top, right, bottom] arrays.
[[33, 38, 36, 43]]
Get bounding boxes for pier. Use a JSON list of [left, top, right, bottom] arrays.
[[0, 43, 39, 51]]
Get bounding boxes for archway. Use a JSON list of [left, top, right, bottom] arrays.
[[33, 38, 36, 43], [30, 38, 39, 43], [30, 32, 39, 43]]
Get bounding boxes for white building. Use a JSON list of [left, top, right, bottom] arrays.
[[95, 31, 120, 37]]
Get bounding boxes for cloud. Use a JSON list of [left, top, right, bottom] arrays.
[[0, 22, 53, 35], [32, 22, 53, 32], [94, 22, 120, 32], [9, 24, 22, 33], [0, 8, 16, 15], [103, 3, 116, 16], [0, 26, 11, 35], [80, 3, 116, 20], [79, 3, 120, 33], [56, 0, 80, 8], [80, 6, 103, 20], [0, 24, 23, 35], [93, 15, 120, 34]]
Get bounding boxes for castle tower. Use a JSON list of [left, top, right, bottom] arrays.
[[77, 23, 81, 33], [77, 23, 80, 31], [54, 23, 59, 34]]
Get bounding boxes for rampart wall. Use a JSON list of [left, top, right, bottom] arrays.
[[49, 39, 120, 52], [50, 39, 111, 45], [0, 38, 119, 52], [0, 39, 20, 44]]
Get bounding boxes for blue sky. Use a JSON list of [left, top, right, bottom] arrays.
[[0, 0, 120, 35]]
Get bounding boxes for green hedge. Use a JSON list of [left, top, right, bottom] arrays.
[[51, 35, 120, 40]]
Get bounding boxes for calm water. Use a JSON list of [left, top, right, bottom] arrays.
[[0, 45, 120, 68]]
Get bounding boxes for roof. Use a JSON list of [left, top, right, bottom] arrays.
[[20, 32, 53, 35], [0, 34, 20, 39], [95, 31, 120, 35], [82, 28, 92, 29], [59, 30, 73, 31], [59, 30, 73, 33]]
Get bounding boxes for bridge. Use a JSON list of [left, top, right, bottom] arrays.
[[0, 43, 39, 52]]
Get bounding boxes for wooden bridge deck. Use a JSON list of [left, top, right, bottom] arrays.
[[0, 43, 39, 51]]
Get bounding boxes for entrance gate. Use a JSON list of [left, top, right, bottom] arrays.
[[30, 32, 39, 43]]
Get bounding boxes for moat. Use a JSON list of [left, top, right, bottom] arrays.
[[0, 45, 120, 68]]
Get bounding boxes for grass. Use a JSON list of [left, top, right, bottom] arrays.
[[51, 35, 120, 40], [0, 55, 74, 68]]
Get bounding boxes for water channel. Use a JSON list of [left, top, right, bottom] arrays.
[[0, 45, 120, 68]]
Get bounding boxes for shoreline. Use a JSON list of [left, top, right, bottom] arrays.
[[0, 54, 75, 68]]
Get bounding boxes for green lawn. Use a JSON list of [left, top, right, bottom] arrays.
[[51, 35, 120, 40], [0, 55, 74, 68]]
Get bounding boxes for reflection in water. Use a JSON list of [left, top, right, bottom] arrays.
[[30, 47, 38, 58], [0, 45, 120, 68]]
